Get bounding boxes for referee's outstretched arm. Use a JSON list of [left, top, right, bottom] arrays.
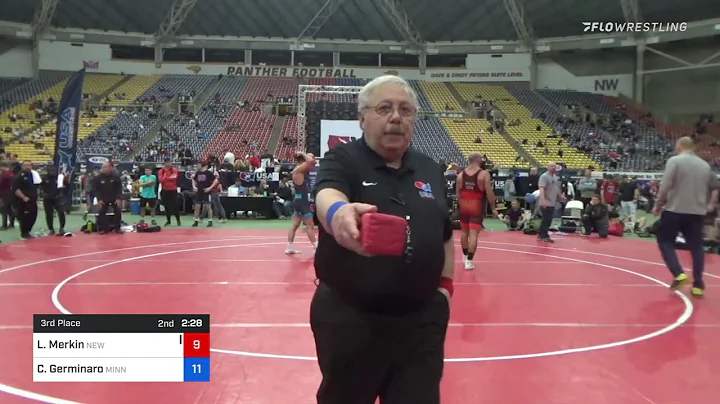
[[314, 148, 376, 255]]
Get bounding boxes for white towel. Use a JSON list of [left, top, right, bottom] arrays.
[[31, 170, 42, 185], [57, 174, 65, 189]]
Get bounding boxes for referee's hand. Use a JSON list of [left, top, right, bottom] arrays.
[[331, 203, 377, 256]]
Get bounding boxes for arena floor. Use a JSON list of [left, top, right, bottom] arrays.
[[0, 221, 718, 404]]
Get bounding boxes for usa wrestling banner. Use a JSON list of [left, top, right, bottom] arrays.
[[53, 69, 86, 176]]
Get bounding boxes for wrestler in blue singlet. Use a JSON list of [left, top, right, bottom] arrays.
[[286, 152, 318, 254], [292, 175, 313, 220]]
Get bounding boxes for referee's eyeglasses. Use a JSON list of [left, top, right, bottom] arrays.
[[363, 103, 417, 118]]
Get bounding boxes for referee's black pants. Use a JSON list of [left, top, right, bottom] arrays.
[[44, 197, 66, 231], [15, 199, 38, 237], [160, 190, 180, 223], [656, 210, 705, 289], [310, 283, 450, 404]]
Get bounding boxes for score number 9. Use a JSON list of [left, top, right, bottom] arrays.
[[193, 339, 200, 350]]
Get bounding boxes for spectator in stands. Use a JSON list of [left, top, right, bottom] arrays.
[[582, 195, 609, 238], [223, 149, 235, 165]]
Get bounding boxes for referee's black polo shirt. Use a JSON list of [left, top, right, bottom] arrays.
[[314, 137, 453, 315]]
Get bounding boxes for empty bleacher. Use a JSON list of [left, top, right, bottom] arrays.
[[420, 82, 462, 112], [201, 78, 291, 158], [0, 77, 28, 95], [412, 117, 465, 164], [440, 117, 528, 168], [275, 116, 298, 160]]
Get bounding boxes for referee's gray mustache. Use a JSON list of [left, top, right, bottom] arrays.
[[385, 125, 403, 135]]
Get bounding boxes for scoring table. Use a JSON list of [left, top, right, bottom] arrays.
[[32, 314, 210, 382]]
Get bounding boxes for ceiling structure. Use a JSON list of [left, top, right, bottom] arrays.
[[0, 0, 718, 55], [2, 0, 720, 41]]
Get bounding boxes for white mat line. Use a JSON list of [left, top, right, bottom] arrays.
[[60, 259, 578, 264], [0, 281, 694, 287]]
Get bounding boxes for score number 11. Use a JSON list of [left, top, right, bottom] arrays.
[[182, 333, 211, 382]]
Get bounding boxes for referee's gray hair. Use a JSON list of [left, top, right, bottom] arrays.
[[357, 75, 419, 112]]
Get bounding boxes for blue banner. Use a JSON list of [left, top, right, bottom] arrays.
[[53, 69, 86, 177]]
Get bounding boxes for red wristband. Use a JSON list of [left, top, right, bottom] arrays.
[[439, 276, 454, 297]]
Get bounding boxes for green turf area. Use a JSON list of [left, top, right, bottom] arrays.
[[0, 211, 659, 244]]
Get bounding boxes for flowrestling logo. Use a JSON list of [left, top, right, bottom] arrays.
[[582, 22, 687, 33]]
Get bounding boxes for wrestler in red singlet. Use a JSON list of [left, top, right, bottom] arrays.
[[456, 153, 498, 270], [458, 169, 485, 230]]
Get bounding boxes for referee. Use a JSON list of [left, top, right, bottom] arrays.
[[313, 75, 454, 404], [653, 137, 719, 297]]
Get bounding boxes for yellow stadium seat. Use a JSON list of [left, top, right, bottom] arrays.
[[439, 117, 530, 168], [420, 82, 462, 112], [453, 83, 600, 168]]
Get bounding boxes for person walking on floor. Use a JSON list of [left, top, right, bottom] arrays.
[[11, 161, 38, 239], [537, 162, 565, 243], [653, 136, 719, 297]]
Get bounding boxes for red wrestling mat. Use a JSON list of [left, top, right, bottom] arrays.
[[1, 229, 719, 404]]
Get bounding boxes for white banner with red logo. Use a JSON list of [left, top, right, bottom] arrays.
[[320, 120, 363, 158]]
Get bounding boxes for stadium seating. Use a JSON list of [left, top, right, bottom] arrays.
[[408, 80, 433, 111], [201, 78, 291, 159], [420, 82, 462, 112], [539, 90, 670, 167], [275, 116, 298, 160], [0, 76, 68, 138], [4, 74, 136, 162], [139, 76, 247, 162], [452, 82, 486, 104], [507, 87, 653, 171], [205, 110, 277, 158], [0, 77, 28, 95], [466, 84, 598, 168], [440, 117, 529, 168], [411, 117, 465, 164]]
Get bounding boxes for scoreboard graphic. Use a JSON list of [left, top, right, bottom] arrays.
[[32, 314, 211, 382]]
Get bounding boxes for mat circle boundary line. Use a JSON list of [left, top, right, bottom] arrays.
[[0, 238, 696, 404], [50, 242, 693, 363]]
